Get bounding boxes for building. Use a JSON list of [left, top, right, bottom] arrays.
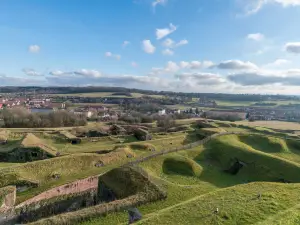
[[158, 109, 166, 116]]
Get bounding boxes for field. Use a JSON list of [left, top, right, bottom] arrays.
[[236, 120, 300, 131], [216, 100, 300, 107], [2, 120, 300, 224]]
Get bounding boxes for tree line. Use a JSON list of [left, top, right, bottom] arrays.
[[2, 108, 86, 128]]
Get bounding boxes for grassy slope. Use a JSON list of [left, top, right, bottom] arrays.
[[0, 140, 22, 153], [0, 148, 138, 204], [205, 135, 300, 183], [238, 134, 300, 164], [39, 132, 188, 154], [137, 182, 300, 225], [235, 120, 300, 131], [79, 133, 300, 225]]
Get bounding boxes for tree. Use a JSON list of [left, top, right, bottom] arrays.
[[195, 108, 199, 114], [157, 116, 175, 131]]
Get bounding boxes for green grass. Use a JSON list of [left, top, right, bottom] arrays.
[[78, 132, 300, 225], [0, 149, 138, 203], [236, 120, 300, 131], [37, 132, 187, 154], [162, 155, 203, 177], [137, 182, 300, 225], [0, 162, 20, 168], [0, 139, 22, 153], [5, 129, 300, 225], [238, 134, 300, 164], [216, 100, 256, 106]]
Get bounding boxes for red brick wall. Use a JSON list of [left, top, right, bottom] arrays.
[[17, 176, 98, 208]]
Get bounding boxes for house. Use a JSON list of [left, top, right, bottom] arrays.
[[158, 109, 166, 116], [172, 109, 181, 114]]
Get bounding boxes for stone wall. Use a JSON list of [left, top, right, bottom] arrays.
[[17, 176, 98, 208], [0, 186, 16, 209], [15, 189, 98, 224]]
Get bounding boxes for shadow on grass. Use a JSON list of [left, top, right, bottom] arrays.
[[182, 131, 205, 145], [238, 135, 283, 153], [162, 158, 195, 177]]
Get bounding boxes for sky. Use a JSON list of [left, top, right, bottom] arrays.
[[1, 0, 300, 94]]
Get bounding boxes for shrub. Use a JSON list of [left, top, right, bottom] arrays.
[[134, 128, 152, 141]]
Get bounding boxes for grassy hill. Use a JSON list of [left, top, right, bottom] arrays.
[[0, 148, 138, 204], [137, 182, 300, 225], [77, 133, 300, 225], [4, 126, 300, 224]]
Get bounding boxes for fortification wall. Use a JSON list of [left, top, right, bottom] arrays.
[[17, 176, 98, 208]]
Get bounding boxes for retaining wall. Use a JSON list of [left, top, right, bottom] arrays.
[[17, 176, 98, 208]]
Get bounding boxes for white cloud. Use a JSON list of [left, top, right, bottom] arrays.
[[175, 39, 188, 47], [0, 74, 44, 86], [176, 72, 227, 86], [162, 48, 174, 56], [156, 23, 177, 40], [247, 33, 264, 41], [49, 70, 73, 76], [74, 69, 102, 78], [162, 38, 175, 48], [22, 68, 43, 76], [131, 61, 138, 67], [105, 52, 121, 60], [179, 61, 190, 69], [202, 61, 215, 68], [264, 59, 291, 68], [216, 60, 258, 70], [152, 0, 168, 9], [165, 61, 180, 72], [105, 52, 112, 57], [190, 61, 202, 69], [228, 68, 300, 86], [150, 60, 214, 76], [242, 0, 300, 15], [285, 42, 300, 54], [47, 72, 170, 89], [28, 45, 40, 53], [123, 41, 130, 47], [162, 38, 187, 48], [142, 40, 156, 54], [178, 60, 214, 69], [149, 61, 180, 75]]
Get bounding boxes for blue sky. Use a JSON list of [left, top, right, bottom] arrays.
[[1, 0, 300, 94]]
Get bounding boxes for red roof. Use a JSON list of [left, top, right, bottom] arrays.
[[0, 104, 3, 108]]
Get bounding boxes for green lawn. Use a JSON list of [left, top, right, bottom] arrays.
[[77, 133, 300, 225], [137, 182, 300, 225], [3, 129, 300, 224]]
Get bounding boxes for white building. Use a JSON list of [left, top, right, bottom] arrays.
[[158, 109, 166, 116]]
